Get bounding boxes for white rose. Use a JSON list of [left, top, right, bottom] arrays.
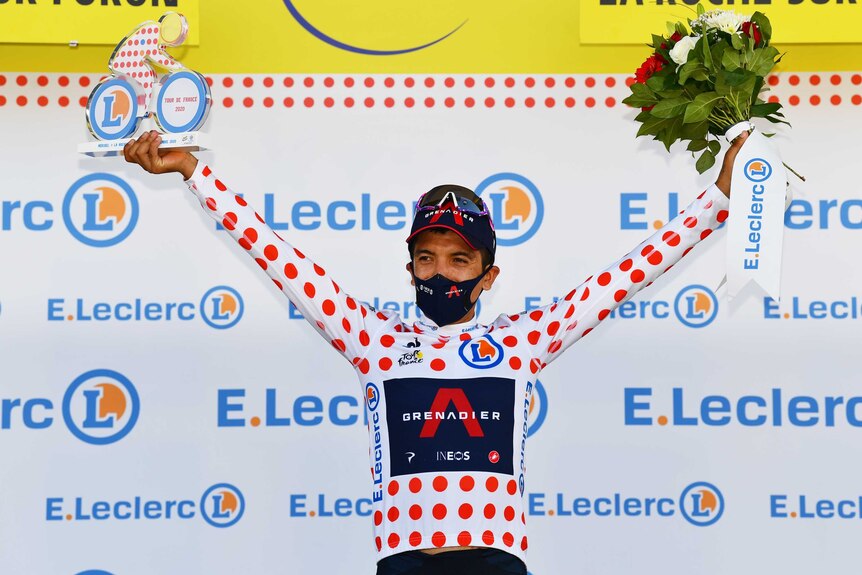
[[670, 35, 699, 66]]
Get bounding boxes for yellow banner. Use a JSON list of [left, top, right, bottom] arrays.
[[0, 0, 199, 45], [581, 1, 861, 44], [0, 0, 859, 73]]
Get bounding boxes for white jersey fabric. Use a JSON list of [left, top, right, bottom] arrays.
[[186, 163, 730, 564]]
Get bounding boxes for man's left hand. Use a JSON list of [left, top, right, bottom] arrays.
[[715, 130, 749, 198]]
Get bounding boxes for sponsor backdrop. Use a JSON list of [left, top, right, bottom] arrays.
[[1, 3, 861, 575]]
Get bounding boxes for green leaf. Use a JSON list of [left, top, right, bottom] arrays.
[[701, 35, 714, 72], [684, 92, 723, 124], [696, 149, 716, 174], [696, 3, 705, 16], [646, 74, 674, 92], [687, 139, 709, 152], [692, 69, 710, 82], [750, 102, 782, 118], [652, 34, 666, 50], [656, 116, 684, 152], [730, 32, 744, 51], [710, 41, 728, 70], [707, 140, 721, 156], [716, 69, 751, 95], [750, 12, 772, 44], [749, 46, 780, 77], [630, 82, 656, 99], [650, 97, 690, 119], [721, 49, 741, 71], [637, 114, 677, 138], [681, 120, 708, 141], [622, 95, 658, 108], [678, 61, 707, 84], [657, 88, 685, 99]]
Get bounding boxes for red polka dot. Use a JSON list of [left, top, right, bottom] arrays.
[[485, 97, 495, 107], [324, 97, 334, 108], [459, 475, 475, 491], [484, 504, 497, 519], [432, 532, 446, 547], [374, 510, 383, 525], [525, 77, 535, 88], [503, 335, 518, 347], [424, 97, 434, 108], [385, 97, 395, 108], [831, 95, 842, 106], [222, 77, 234, 88], [631, 269, 645, 283], [358, 358, 370, 374], [503, 532, 514, 547], [304, 282, 316, 298], [484, 77, 495, 88], [403, 77, 414, 87], [379, 357, 393, 371], [527, 331, 541, 345], [385, 77, 396, 88], [409, 532, 422, 547], [58, 96, 69, 107], [404, 97, 415, 108], [432, 504, 447, 520], [263, 245, 279, 261], [810, 74, 821, 86], [789, 75, 800, 86], [342, 318, 352, 333], [343, 77, 355, 88], [322, 300, 336, 316], [444, 97, 455, 108], [504, 77, 515, 88], [505, 97, 515, 108], [486, 477, 499, 492], [585, 76, 596, 88], [465, 77, 475, 87], [380, 334, 395, 347], [547, 321, 560, 336], [430, 359, 445, 371], [283, 97, 294, 107], [852, 74, 862, 85], [647, 250, 663, 266], [768, 95, 779, 104], [810, 95, 821, 106], [482, 531, 494, 545], [788, 95, 800, 106], [433, 476, 448, 492], [56, 75, 67, 87], [504, 506, 515, 521], [364, 97, 375, 108], [263, 77, 274, 88], [424, 77, 435, 88], [409, 504, 422, 520], [304, 97, 314, 108], [388, 533, 400, 549], [303, 77, 314, 88], [619, 258, 633, 271], [767, 75, 779, 86], [548, 340, 563, 354], [284, 263, 298, 279], [580, 287, 591, 301], [545, 97, 555, 108], [852, 95, 862, 106], [263, 97, 274, 108], [717, 210, 729, 223], [255, 258, 268, 270], [359, 330, 371, 346], [524, 97, 535, 108], [509, 356, 522, 370], [597, 272, 612, 286], [242, 77, 253, 88], [387, 507, 400, 522], [13, 75, 26, 87], [507, 480, 517, 495], [458, 531, 472, 546], [376, 537, 382, 551], [684, 216, 698, 228], [662, 231, 681, 246], [409, 478, 422, 493], [222, 97, 234, 108], [585, 97, 596, 108], [16, 96, 28, 107], [521, 536, 529, 551], [605, 97, 616, 108], [530, 358, 542, 374], [831, 74, 842, 86]]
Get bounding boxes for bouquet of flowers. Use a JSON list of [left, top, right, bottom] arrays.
[[622, 8, 788, 173]]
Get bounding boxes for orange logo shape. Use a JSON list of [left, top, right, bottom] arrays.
[[219, 490, 239, 515], [500, 186, 531, 224], [95, 187, 127, 224], [95, 383, 127, 422]]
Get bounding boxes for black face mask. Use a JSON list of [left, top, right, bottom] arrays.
[[411, 267, 489, 327]]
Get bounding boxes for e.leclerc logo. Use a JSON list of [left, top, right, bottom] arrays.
[[63, 369, 140, 445], [523, 284, 718, 329], [63, 173, 139, 247], [744, 158, 773, 183], [1, 369, 138, 445], [458, 334, 504, 369], [2, 174, 138, 246], [46, 483, 245, 528], [475, 173, 544, 246], [528, 481, 724, 527], [216, 173, 543, 248], [47, 285, 244, 330]]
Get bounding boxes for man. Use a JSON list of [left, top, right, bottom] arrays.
[[124, 129, 746, 574]]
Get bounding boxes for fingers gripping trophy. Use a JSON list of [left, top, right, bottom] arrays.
[[79, 12, 211, 157]]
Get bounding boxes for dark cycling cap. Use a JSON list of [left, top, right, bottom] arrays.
[[406, 184, 496, 259]]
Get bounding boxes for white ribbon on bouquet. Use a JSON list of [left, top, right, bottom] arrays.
[[723, 121, 788, 301]]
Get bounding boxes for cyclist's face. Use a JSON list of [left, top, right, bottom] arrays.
[[408, 229, 499, 295]]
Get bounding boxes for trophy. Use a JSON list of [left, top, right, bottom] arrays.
[[78, 12, 211, 157]]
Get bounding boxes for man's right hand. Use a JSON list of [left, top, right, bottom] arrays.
[[123, 130, 198, 180]]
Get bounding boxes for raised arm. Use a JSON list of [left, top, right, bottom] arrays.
[[506, 132, 746, 369], [123, 131, 394, 372]]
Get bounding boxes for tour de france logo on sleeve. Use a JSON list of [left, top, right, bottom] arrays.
[[384, 377, 515, 477], [458, 334, 504, 369], [744, 158, 773, 183]]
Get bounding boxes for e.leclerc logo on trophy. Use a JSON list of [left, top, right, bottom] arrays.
[[79, 12, 212, 157]]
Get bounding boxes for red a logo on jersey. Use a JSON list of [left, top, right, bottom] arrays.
[[446, 285, 462, 299], [420, 388, 484, 438]]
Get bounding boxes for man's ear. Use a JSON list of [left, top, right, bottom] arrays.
[[406, 261, 415, 286], [482, 265, 500, 291]]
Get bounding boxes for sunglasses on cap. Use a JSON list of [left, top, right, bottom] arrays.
[[414, 185, 489, 217]]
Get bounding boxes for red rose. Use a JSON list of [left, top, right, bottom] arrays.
[[635, 54, 664, 84], [741, 21, 763, 46]]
